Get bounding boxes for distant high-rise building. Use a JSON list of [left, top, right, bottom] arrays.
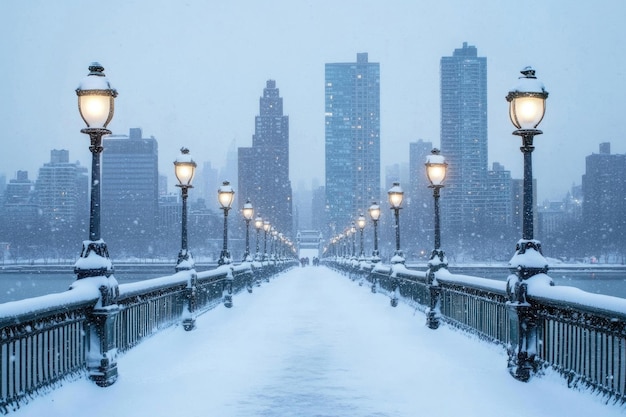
[[311, 185, 326, 234], [238, 80, 293, 236], [35, 149, 88, 246], [0, 171, 40, 256], [0, 174, 6, 198], [582, 142, 626, 250], [486, 162, 513, 233], [325, 53, 380, 234], [440, 42, 488, 244], [196, 161, 219, 204], [408, 140, 433, 254], [220, 140, 238, 198], [102, 128, 159, 256]]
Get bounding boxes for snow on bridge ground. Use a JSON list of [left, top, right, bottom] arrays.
[[13, 266, 622, 416]]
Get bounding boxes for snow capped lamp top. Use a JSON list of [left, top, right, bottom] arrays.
[[76, 62, 118, 129], [387, 182, 404, 209], [506, 66, 549, 130], [174, 147, 197, 187], [368, 201, 381, 221], [425, 148, 448, 187], [263, 220, 271, 232], [217, 181, 235, 209], [254, 216, 263, 230], [357, 214, 366, 230], [242, 199, 254, 220]]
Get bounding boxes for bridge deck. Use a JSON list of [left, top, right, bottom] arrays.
[[14, 266, 619, 416]]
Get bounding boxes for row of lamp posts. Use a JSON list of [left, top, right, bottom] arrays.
[[74, 61, 546, 385], [329, 148, 448, 270], [73, 62, 294, 385], [328, 67, 549, 382]]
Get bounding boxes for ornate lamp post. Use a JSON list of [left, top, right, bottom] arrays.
[[506, 68, 549, 280], [174, 148, 196, 271], [350, 222, 357, 259], [505, 66, 550, 382], [74, 63, 117, 281], [424, 148, 447, 330], [74, 62, 119, 387], [357, 214, 366, 260], [254, 216, 263, 261], [271, 228, 278, 261], [388, 182, 405, 264], [368, 202, 381, 262], [425, 148, 448, 271], [242, 199, 254, 262], [217, 181, 235, 265], [263, 220, 271, 261]]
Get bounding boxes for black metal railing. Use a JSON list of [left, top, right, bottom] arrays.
[[0, 260, 296, 413], [325, 258, 626, 402]]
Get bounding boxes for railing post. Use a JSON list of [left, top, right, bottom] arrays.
[[426, 270, 441, 330], [182, 271, 197, 331], [86, 284, 120, 387], [390, 266, 399, 307], [222, 266, 234, 308], [506, 277, 539, 382]]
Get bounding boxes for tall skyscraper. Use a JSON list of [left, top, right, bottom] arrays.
[[582, 142, 626, 250], [440, 42, 488, 244], [325, 52, 380, 234], [102, 128, 159, 256], [238, 80, 293, 236], [35, 149, 88, 250], [408, 139, 434, 254], [0, 171, 39, 256]]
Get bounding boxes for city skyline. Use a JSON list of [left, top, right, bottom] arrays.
[[1, 1, 625, 203]]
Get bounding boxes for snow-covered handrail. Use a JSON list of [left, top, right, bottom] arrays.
[[0, 260, 297, 411], [324, 258, 626, 400]]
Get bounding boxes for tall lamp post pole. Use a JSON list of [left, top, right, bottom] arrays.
[[74, 62, 119, 387], [174, 148, 196, 271], [263, 221, 271, 261], [242, 200, 254, 262], [505, 66, 550, 382], [357, 214, 366, 260], [217, 181, 235, 265], [74, 63, 117, 281], [368, 202, 381, 262], [426, 148, 448, 271], [350, 222, 357, 259], [505, 68, 549, 280], [254, 216, 263, 261], [425, 148, 448, 330], [388, 182, 405, 264]]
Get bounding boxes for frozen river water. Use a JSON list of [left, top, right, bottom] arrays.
[[13, 266, 622, 416]]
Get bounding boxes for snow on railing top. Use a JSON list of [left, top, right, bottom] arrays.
[[0, 283, 99, 327]]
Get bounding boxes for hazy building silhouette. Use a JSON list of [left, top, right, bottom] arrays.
[[34, 150, 88, 255], [582, 142, 626, 254], [0, 171, 40, 259], [238, 80, 293, 236], [440, 42, 488, 246], [102, 128, 159, 256], [408, 140, 433, 257], [325, 53, 380, 235]]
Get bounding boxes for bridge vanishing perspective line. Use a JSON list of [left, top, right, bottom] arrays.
[[10, 266, 621, 417]]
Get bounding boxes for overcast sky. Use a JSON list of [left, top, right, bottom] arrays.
[[1, 0, 624, 202]]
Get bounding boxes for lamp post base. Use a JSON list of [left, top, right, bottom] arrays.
[[74, 240, 114, 279], [218, 250, 231, 266], [390, 250, 405, 264], [176, 249, 195, 272]]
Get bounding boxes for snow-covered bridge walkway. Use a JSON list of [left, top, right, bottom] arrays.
[[13, 266, 621, 416]]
